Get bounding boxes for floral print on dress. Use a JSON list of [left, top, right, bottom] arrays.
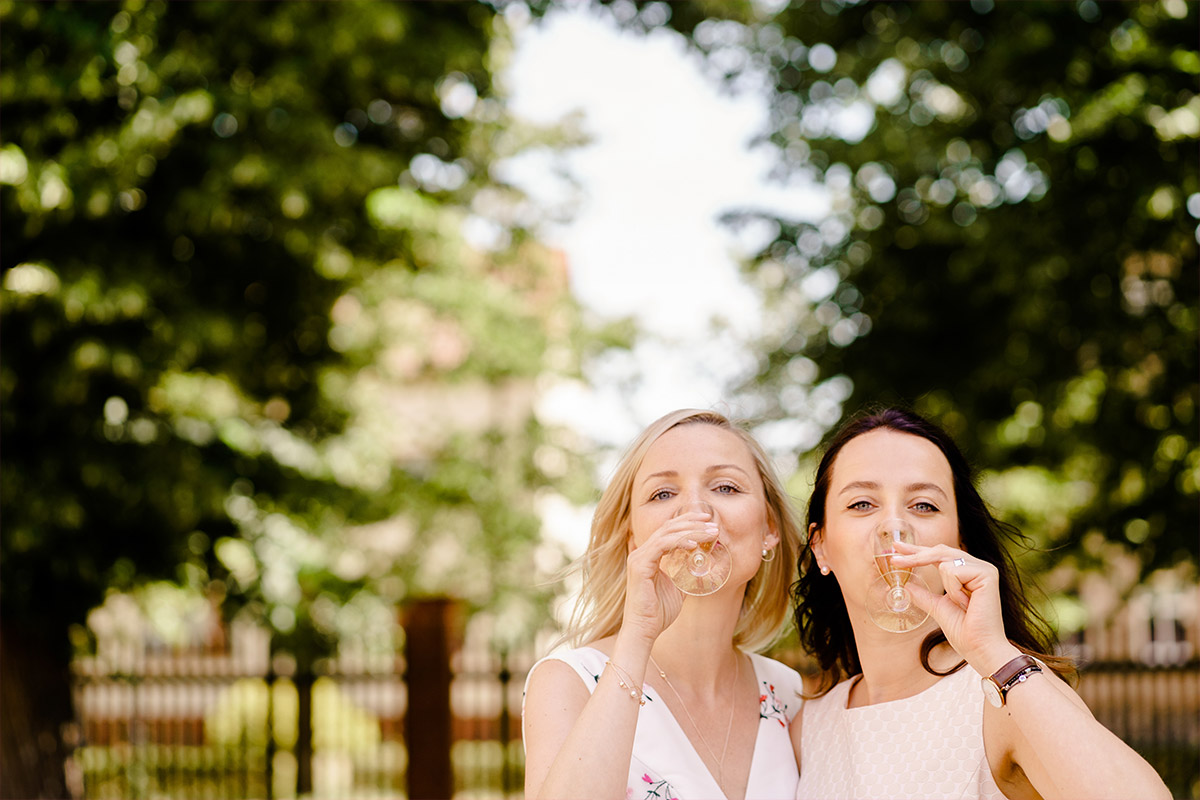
[[759, 679, 789, 727], [634, 771, 678, 800]]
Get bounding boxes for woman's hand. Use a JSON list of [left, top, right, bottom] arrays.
[[890, 541, 1017, 671], [620, 511, 718, 644]]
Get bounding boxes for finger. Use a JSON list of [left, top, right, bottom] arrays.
[[935, 560, 971, 610], [905, 578, 941, 612], [890, 541, 966, 567], [907, 576, 967, 618], [931, 553, 999, 587], [635, 519, 719, 557], [666, 513, 719, 539], [629, 531, 721, 585], [663, 523, 719, 551], [670, 510, 715, 525]]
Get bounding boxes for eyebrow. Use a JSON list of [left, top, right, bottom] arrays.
[[641, 464, 751, 485], [837, 480, 948, 499]]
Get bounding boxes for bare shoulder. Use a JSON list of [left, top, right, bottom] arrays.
[[525, 639, 617, 710], [523, 656, 592, 751], [525, 654, 592, 706], [522, 655, 595, 798]]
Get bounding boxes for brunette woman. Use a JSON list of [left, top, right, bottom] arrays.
[[792, 407, 1169, 800]]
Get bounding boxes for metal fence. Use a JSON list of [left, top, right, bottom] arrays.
[[71, 663, 521, 799], [69, 614, 1199, 799], [1075, 660, 1200, 799], [69, 600, 536, 800]]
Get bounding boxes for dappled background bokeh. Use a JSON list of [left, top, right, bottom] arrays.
[[2, 1, 1196, 798]]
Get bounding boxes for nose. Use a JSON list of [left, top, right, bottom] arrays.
[[877, 517, 915, 548]]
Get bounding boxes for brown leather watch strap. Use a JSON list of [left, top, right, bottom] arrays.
[[990, 654, 1039, 688], [993, 654, 1042, 704]]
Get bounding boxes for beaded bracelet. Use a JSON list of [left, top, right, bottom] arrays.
[[605, 660, 645, 706]]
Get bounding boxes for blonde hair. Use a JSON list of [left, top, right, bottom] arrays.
[[562, 409, 801, 653]]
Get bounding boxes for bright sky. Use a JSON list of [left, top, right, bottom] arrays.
[[500, 5, 829, 450], [497, 5, 831, 555]]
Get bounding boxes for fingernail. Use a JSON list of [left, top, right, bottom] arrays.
[[705, 523, 719, 533]]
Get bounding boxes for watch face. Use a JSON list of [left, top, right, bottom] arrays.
[[981, 678, 1002, 707]]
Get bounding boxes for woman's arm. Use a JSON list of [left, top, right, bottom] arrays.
[[981, 660, 1171, 800], [523, 637, 652, 800], [895, 542, 1171, 800], [524, 511, 718, 799]]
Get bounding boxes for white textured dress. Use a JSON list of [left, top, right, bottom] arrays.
[[525, 646, 804, 800], [796, 665, 1008, 800]]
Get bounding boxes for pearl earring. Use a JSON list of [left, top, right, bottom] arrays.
[[819, 565, 830, 575]]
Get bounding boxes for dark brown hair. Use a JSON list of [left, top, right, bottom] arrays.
[[793, 405, 1075, 694]]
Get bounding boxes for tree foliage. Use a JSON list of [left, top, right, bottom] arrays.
[[648, 0, 1198, 589], [1, 1, 589, 793]]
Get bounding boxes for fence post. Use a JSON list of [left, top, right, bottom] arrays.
[[295, 670, 313, 796], [498, 649, 513, 796], [265, 665, 275, 800], [403, 598, 462, 800]]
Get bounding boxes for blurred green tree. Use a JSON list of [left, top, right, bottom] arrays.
[[648, 1, 1197, 591], [1, 2, 592, 795]]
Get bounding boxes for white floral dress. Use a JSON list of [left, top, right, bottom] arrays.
[[525, 646, 803, 800]]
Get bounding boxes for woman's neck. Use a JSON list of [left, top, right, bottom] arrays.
[[846, 618, 956, 707], [650, 595, 744, 696]]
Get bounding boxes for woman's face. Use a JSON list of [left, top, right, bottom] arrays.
[[630, 423, 778, 588], [811, 428, 961, 611]]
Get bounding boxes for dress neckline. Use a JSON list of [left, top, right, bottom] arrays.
[[578, 646, 769, 800], [842, 662, 973, 711]]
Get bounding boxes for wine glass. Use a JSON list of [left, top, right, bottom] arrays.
[[866, 518, 930, 632], [658, 501, 732, 596]]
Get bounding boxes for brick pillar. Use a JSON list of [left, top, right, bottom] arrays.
[[403, 598, 462, 800]]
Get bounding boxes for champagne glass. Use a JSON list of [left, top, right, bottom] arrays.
[[866, 518, 930, 632], [659, 501, 732, 596]]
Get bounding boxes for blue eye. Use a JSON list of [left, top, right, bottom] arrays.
[[848, 500, 874, 511], [650, 489, 674, 502], [913, 502, 940, 513], [715, 483, 740, 494]]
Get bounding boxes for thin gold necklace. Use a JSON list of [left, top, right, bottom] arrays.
[[649, 652, 741, 789]]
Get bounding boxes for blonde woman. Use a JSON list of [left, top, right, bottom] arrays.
[[523, 409, 805, 800]]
